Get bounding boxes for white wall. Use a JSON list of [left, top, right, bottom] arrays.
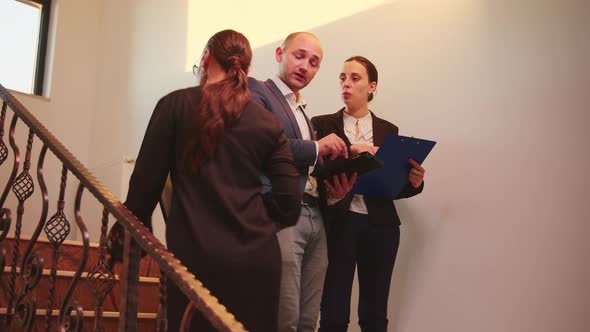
[[294, 1, 590, 331], [88, 0, 197, 245], [2, 0, 588, 331]]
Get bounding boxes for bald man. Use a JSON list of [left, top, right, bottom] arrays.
[[249, 32, 349, 332]]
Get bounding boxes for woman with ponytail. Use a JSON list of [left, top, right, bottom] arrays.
[[121, 30, 301, 331]]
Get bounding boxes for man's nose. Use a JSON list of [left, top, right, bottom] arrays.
[[299, 62, 309, 73]]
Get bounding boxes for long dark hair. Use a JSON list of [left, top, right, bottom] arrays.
[[345, 56, 378, 101], [184, 29, 252, 172]]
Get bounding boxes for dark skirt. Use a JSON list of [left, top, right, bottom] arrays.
[[166, 238, 281, 332]]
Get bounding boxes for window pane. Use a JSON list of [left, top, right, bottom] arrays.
[[0, 0, 42, 94]]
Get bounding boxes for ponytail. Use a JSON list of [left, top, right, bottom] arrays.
[[183, 30, 252, 173]]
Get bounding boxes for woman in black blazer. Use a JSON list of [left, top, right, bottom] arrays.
[[112, 30, 301, 332], [312, 56, 426, 332]]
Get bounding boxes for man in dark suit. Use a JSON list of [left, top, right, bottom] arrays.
[[249, 32, 351, 332]]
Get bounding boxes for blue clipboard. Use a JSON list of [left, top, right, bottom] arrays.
[[353, 134, 436, 198]]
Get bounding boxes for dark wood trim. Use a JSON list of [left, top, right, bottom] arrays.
[[33, 0, 52, 96]]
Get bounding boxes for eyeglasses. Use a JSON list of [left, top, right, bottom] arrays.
[[192, 64, 199, 77]]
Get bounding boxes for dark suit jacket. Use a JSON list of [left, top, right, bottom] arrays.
[[126, 86, 302, 256], [312, 109, 424, 226], [249, 77, 317, 193], [124, 86, 301, 331]]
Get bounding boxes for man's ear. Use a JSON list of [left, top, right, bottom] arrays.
[[275, 46, 284, 63]]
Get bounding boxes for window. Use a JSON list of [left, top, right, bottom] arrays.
[[0, 0, 52, 95]]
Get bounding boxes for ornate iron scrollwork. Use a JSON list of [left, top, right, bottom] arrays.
[[11, 130, 35, 203], [58, 183, 89, 332], [14, 293, 37, 330], [45, 209, 70, 246], [0, 246, 5, 277], [14, 252, 44, 330], [11, 170, 34, 203], [60, 302, 84, 332], [44, 165, 71, 332], [87, 208, 116, 332], [5, 129, 35, 329], [0, 102, 8, 165], [22, 252, 44, 291], [0, 208, 11, 243]]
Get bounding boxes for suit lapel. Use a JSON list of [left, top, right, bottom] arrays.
[[335, 108, 351, 146], [265, 79, 303, 139], [371, 111, 387, 146]]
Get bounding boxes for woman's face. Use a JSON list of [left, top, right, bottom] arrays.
[[339, 60, 376, 108]]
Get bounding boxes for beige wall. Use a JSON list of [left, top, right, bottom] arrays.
[[2, 0, 103, 240], [2, 0, 589, 331], [10, 0, 101, 165]]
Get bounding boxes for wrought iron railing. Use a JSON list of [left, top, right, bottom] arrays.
[[0, 84, 246, 331]]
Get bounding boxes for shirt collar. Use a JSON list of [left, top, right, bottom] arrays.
[[343, 110, 373, 137], [272, 76, 306, 110], [343, 110, 372, 126]]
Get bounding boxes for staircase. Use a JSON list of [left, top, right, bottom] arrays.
[[0, 83, 247, 331], [0, 234, 160, 331]]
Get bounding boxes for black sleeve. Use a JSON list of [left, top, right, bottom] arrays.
[[262, 129, 302, 227], [396, 181, 424, 199], [124, 94, 176, 231]]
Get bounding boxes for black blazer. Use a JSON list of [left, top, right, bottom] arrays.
[[125, 87, 302, 261], [311, 108, 424, 226]]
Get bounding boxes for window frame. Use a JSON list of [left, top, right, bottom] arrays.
[[13, 0, 52, 96], [31, 0, 52, 95]]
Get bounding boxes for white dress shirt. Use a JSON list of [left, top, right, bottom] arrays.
[[342, 110, 374, 214]]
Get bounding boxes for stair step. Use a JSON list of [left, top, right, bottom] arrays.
[[0, 308, 157, 319], [1, 267, 160, 313], [0, 308, 158, 332], [1, 236, 165, 330], [2, 234, 160, 278], [2, 267, 159, 283]]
